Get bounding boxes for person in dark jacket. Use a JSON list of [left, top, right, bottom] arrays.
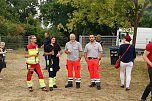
[[41, 32, 51, 70], [118, 35, 136, 91], [96, 34, 104, 54], [44, 36, 62, 91], [96, 34, 104, 47]]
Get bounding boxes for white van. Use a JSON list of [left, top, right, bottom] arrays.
[[116, 27, 152, 54]]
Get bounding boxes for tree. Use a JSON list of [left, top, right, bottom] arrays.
[[58, 0, 152, 46], [0, 16, 8, 35], [129, 0, 150, 45], [40, 0, 75, 29], [58, 0, 119, 33], [0, 0, 9, 18], [140, 11, 152, 27], [6, 0, 38, 23]]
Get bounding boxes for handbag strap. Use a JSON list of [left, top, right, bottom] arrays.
[[120, 45, 131, 59]]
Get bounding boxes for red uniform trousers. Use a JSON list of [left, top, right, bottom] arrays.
[[27, 63, 44, 81], [87, 59, 100, 82], [66, 60, 81, 83]]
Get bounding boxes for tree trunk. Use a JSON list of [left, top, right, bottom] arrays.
[[132, 23, 138, 46], [132, 0, 149, 46], [132, 0, 138, 46]]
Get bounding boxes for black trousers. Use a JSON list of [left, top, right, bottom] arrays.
[[47, 57, 60, 78], [0, 59, 4, 73], [45, 56, 48, 69], [141, 68, 152, 100]]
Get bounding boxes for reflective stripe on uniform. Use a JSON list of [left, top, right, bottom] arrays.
[[91, 79, 95, 82], [26, 58, 39, 64], [49, 78, 54, 87], [27, 80, 33, 87], [75, 78, 81, 82], [26, 48, 39, 64], [39, 79, 46, 88], [95, 79, 101, 83], [68, 78, 73, 82], [53, 77, 56, 85]]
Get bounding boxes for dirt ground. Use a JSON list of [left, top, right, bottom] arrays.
[[0, 49, 151, 101]]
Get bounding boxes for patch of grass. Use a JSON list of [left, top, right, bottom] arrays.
[[0, 49, 151, 101]]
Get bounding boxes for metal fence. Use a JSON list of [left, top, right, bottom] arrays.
[[79, 35, 117, 48], [0, 35, 67, 50], [0, 36, 29, 49], [0, 35, 118, 51]]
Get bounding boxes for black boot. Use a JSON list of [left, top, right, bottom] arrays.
[[76, 82, 80, 88], [53, 85, 58, 88], [96, 82, 101, 90], [28, 87, 33, 92], [120, 85, 124, 88], [49, 87, 53, 91], [65, 84, 73, 88], [97, 85, 101, 90], [89, 82, 96, 87], [4, 62, 6, 68]]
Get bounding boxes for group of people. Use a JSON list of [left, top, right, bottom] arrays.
[[25, 34, 62, 92], [25, 33, 102, 92], [24, 32, 152, 101]]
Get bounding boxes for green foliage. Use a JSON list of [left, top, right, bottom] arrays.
[[0, 0, 152, 48], [6, 0, 38, 23], [0, 16, 25, 36], [0, 16, 8, 35], [0, 0, 10, 18], [47, 26, 68, 46], [140, 11, 152, 27], [24, 20, 46, 46], [58, 0, 151, 32], [40, 0, 75, 27], [58, 0, 128, 32], [0, 0, 40, 36]]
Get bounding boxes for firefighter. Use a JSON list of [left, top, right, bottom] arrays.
[[84, 34, 103, 90], [65, 33, 83, 88], [44, 36, 62, 91], [41, 32, 51, 70], [25, 35, 47, 92]]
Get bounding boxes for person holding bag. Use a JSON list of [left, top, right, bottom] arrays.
[[118, 35, 136, 91]]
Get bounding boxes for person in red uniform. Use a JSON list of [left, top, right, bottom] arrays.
[[65, 33, 83, 88], [84, 34, 102, 90], [25, 35, 47, 92], [140, 42, 152, 101]]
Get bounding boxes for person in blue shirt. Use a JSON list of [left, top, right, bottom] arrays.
[[118, 35, 136, 91]]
